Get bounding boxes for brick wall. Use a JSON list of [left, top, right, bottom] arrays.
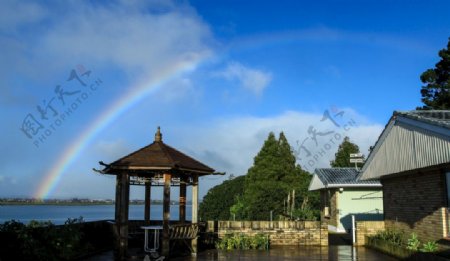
[[208, 221, 328, 246], [382, 169, 447, 242], [355, 221, 385, 246]]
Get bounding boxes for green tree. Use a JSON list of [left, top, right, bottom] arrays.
[[229, 195, 245, 220], [200, 131, 320, 221], [418, 37, 450, 110], [330, 136, 362, 167], [241, 132, 318, 220], [199, 175, 245, 221]]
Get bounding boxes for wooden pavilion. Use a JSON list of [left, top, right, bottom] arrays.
[[95, 127, 215, 260]]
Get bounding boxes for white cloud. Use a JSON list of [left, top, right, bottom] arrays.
[[0, 0, 214, 91], [46, 2, 212, 77], [156, 77, 197, 102], [10, 177, 17, 185], [0, 1, 48, 33], [0, 175, 18, 186], [92, 139, 131, 163], [218, 62, 272, 96], [175, 109, 384, 198]]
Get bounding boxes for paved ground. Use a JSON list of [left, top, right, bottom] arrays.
[[172, 246, 398, 261], [84, 233, 398, 260], [84, 245, 398, 261]]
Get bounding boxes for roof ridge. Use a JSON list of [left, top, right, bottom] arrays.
[[109, 143, 153, 166], [317, 167, 358, 170], [156, 142, 177, 167], [161, 142, 214, 170]]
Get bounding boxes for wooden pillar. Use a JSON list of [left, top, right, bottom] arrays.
[[115, 175, 121, 222], [162, 173, 171, 257], [116, 173, 130, 261], [179, 177, 186, 223], [191, 175, 199, 255], [144, 180, 151, 225], [113, 175, 121, 260]]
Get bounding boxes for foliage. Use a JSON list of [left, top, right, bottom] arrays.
[[292, 202, 319, 221], [418, 37, 450, 110], [241, 132, 319, 220], [215, 233, 269, 250], [371, 229, 405, 246], [199, 175, 245, 221], [200, 131, 319, 221], [0, 217, 90, 261], [330, 136, 362, 167], [229, 195, 245, 220], [372, 230, 439, 253], [420, 241, 438, 253], [406, 233, 420, 251]]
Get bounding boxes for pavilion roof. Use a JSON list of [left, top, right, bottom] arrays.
[[100, 127, 215, 175]]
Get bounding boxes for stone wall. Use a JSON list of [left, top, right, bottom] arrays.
[[207, 221, 328, 246], [320, 190, 328, 220], [355, 221, 385, 246], [330, 189, 338, 228], [382, 169, 448, 242]]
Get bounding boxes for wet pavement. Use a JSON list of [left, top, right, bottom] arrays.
[[85, 245, 398, 260], [172, 246, 398, 261]]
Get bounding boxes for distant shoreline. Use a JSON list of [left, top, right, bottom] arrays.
[[0, 202, 186, 206]]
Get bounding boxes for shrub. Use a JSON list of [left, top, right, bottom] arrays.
[[371, 230, 439, 254], [292, 206, 319, 221], [421, 241, 438, 253], [0, 217, 90, 261], [216, 233, 269, 250], [371, 229, 405, 246], [406, 233, 420, 251]]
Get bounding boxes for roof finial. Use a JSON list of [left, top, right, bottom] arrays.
[[155, 126, 162, 142]]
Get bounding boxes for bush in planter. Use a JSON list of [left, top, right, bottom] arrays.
[[369, 231, 442, 259], [420, 241, 438, 253], [372, 229, 405, 246], [406, 233, 420, 251], [216, 233, 269, 250]]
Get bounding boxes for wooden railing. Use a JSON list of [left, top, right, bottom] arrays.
[[170, 223, 199, 240], [169, 223, 199, 253]]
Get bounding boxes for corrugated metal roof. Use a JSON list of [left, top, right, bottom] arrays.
[[397, 110, 450, 130], [308, 173, 324, 191], [360, 110, 450, 180], [310, 168, 381, 191]]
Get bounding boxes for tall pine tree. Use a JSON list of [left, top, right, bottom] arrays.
[[419, 37, 450, 110], [330, 136, 362, 167], [241, 132, 317, 220]]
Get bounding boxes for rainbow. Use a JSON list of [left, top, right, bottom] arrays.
[[34, 58, 204, 199], [34, 29, 341, 199]]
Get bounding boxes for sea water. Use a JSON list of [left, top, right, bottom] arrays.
[[0, 204, 191, 225]]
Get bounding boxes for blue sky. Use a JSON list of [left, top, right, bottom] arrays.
[[1, 0, 449, 200]]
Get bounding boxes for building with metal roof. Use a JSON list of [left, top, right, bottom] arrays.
[[309, 168, 381, 191], [361, 110, 450, 181], [360, 110, 450, 243], [309, 168, 383, 233]]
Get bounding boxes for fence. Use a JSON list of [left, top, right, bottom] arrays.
[[206, 221, 328, 246]]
